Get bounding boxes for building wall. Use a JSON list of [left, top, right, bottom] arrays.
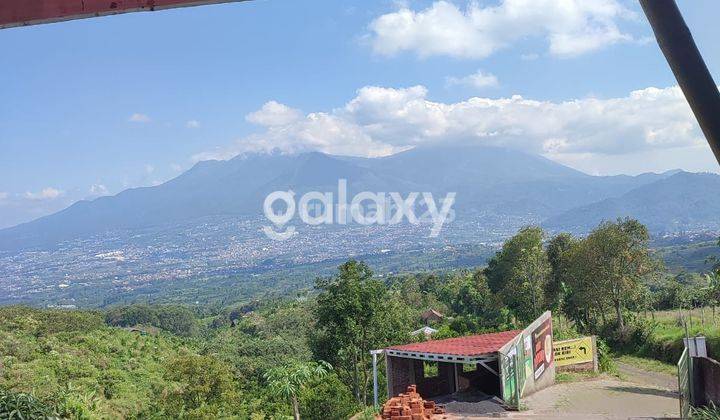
[[692, 356, 720, 407], [457, 360, 501, 397], [386, 356, 459, 398], [414, 360, 456, 398], [386, 355, 415, 398], [499, 310, 556, 399]]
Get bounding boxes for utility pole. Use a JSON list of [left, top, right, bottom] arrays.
[[639, 0, 720, 166], [370, 349, 383, 409]]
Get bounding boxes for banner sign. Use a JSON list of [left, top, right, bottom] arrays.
[[523, 335, 533, 380], [553, 337, 594, 367], [531, 318, 553, 379]]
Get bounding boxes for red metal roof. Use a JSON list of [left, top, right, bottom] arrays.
[[387, 329, 522, 357], [0, 0, 248, 30]]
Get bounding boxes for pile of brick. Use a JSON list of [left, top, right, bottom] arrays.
[[379, 385, 446, 419]]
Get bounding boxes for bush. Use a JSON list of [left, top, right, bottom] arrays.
[[299, 373, 358, 420], [599, 317, 656, 354], [52, 390, 95, 420], [0, 387, 59, 419], [692, 402, 720, 420], [552, 317, 580, 341], [357, 406, 379, 420], [432, 324, 460, 340], [596, 339, 615, 373], [157, 352, 241, 417]]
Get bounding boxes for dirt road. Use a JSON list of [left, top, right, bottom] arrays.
[[442, 362, 679, 419], [512, 363, 679, 419]]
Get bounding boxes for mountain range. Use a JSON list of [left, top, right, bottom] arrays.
[[1, 145, 718, 252]]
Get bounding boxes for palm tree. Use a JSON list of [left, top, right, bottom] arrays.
[[264, 361, 332, 420]]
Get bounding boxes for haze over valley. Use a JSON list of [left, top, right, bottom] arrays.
[[2, 145, 719, 307]]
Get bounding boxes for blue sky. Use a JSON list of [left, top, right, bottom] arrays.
[[1, 0, 719, 228]]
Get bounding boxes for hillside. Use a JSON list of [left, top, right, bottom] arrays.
[[0, 145, 698, 252], [0, 304, 324, 419], [544, 171, 720, 232]]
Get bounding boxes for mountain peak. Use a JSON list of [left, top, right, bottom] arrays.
[[1, 146, 717, 252]]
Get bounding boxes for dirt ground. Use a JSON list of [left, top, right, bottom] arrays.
[[445, 363, 680, 419]]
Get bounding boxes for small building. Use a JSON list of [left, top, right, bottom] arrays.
[[376, 311, 555, 411], [410, 326, 439, 339], [420, 309, 444, 325]]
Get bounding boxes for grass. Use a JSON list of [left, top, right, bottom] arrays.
[[614, 355, 677, 376], [352, 406, 379, 420], [555, 370, 601, 383], [692, 402, 720, 420], [635, 307, 720, 363], [556, 307, 720, 367], [649, 307, 720, 332]]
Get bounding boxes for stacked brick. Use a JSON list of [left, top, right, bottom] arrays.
[[379, 385, 446, 420]]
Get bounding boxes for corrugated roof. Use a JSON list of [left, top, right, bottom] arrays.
[[410, 326, 438, 336], [387, 329, 522, 356]]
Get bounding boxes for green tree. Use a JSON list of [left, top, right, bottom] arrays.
[[154, 305, 198, 337], [562, 218, 656, 331], [546, 233, 575, 314], [706, 271, 720, 322], [161, 353, 240, 418], [105, 304, 198, 336], [264, 361, 331, 420], [448, 270, 508, 331], [311, 260, 411, 405], [485, 227, 551, 323]]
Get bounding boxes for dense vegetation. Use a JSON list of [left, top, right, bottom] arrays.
[[1, 218, 719, 419]]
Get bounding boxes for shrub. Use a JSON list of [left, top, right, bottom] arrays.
[[599, 317, 656, 354], [552, 317, 580, 341], [692, 402, 720, 420], [357, 406, 379, 420], [158, 353, 241, 416], [299, 373, 358, 420], [0, 387, 59, 419], [596, 338, 616, 374]]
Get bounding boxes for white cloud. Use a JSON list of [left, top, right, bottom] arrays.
[[446, 70, 499, 89], [129, 113, 151, 123], [367, 0, 637, 59], [195, 84, 705, 172], [24, 187, 64, 200], [144, 164, 155, 174], [0, 192, 7, 200], [89, 184, 109, 196], [186, 120, 200, 128], [246, 101, 302, 127]]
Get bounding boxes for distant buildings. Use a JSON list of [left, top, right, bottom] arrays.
[[421, 308, 444, 325], [410, 326, 438, 339]]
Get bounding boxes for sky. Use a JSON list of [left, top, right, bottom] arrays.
[[1, 0, 720, 228]]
